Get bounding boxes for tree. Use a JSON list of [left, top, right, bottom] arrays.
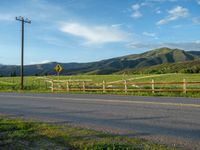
[[10, 71, 17, 77]]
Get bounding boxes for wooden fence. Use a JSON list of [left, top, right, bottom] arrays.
[[48, 79, 200, 93]]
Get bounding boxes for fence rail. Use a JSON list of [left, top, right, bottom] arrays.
[[49, 79, 200, 94]]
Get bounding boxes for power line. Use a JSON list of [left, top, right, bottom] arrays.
[[16, 16, 31, 90]]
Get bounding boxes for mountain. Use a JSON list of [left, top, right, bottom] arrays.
[[85, 47, 200, 74], [0, 47, 200, 76]]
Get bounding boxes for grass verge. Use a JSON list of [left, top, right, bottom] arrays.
[[0, 116, 178, 150]]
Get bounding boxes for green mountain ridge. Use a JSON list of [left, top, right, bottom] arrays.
[[0, 47, 200, 76]]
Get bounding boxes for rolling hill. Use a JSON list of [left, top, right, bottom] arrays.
[[0, 47, 200, 76], [118, 59, 200, 74]]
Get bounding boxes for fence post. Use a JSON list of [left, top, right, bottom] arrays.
[[183, 79, 186, 93], [51, 81, 54, 92], [151, 79, 155, 93], [82, 81, 85, 92], [45, 81, 48, 90], [103, 80, 106, 93], [39, 80, 41, 89], [66, 81, 69, 92], [124, 80, 127, 94]]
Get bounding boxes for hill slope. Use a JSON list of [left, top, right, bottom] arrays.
[[118, 59, 200, 74], [0, 47, 200, 76]]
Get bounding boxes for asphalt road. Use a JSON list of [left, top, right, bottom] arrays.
[[0, 93, 200, 149]]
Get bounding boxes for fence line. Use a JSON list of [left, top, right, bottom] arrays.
[[107, 73, 174, 84], [48, 79, 200, 94]]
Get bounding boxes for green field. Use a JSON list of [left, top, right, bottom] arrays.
[[0, 73, 200, 97], [0, 116, 177, 150]]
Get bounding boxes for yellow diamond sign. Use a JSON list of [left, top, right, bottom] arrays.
[[55, 64, 62, 73]]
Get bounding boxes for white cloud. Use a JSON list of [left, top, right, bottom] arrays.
[[197, 0, 200, 5], [193, 17, 200, 24], [172, 25, 182, 28], [142, 32, 156, 37], [0, 14, 14, 21], [157, 6, 189, 25], [132, 4, 140, 10], [156, 10, 162, 14], [128, 41, 200, 51], [111, 23, 124, 27], [40, 60, 51, 64], [146, 0, 178, 2], [60, 22, 129, 45], [155, 8, 162, 14], [131, 11, 142, 18], [196, 40, 200, 44], [131, 4, 143, 18], [130, 2, 153, 19], [1, 0, 64, 23], [29, 60, 51, 65], [142, 32, 158, 40]]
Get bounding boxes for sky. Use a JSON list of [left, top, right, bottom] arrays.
[[0, 0, 200, 65]]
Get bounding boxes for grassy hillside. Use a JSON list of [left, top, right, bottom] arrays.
[[119, 59, 200, 74]]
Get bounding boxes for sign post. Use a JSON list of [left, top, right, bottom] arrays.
[[55, 64, 62, 80]]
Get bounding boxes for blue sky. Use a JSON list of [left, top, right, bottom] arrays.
[[0, 0, 200, 65]]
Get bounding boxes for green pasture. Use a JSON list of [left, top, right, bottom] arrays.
[[0, 73, 200, 97]]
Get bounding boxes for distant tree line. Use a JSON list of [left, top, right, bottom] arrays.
[[182, 66, 200, 73]]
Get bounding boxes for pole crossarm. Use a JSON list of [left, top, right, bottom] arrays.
[[16, 16, 31, 24]]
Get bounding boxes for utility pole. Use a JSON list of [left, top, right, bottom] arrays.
[[16, 16, 31, 90]]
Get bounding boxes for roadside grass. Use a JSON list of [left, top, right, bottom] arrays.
[[0, 73, 200, 98], [0, 116, 177, 150]]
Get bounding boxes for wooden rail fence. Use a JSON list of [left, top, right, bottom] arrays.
[[48, 79, 200, 93]]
